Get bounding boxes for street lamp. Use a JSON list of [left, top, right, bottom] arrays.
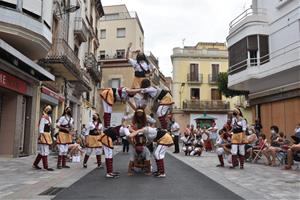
[[179, 83, 185, 109], [56, 5, 80, 17]]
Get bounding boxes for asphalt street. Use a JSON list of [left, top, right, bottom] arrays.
[[54, 153, 243, 200]]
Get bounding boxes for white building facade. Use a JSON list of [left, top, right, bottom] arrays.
[[227, 0, 300, 138]]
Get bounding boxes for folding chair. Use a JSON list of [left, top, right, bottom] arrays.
[[252, 139, 268, 163]]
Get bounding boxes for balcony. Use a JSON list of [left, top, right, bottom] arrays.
[[84, 53, 101, 83], [182, 100, 230, 112], [172, 48, 228, 59], [39, 38, 90, 91], [151, 73, 160, 85], [74, 17, 89, 43], [187, 73, 203, 84], [208, 74, 218, 84], [0, 1, 52, 60], [227, 7, 268, 44]]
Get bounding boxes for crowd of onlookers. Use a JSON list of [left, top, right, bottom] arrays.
[[180, 120, 300, 170]]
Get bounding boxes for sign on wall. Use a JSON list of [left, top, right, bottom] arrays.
[[0, 70, 27, 94]]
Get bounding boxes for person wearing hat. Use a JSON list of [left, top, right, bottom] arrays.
[[129, 126, 174, 178], [32, 105, 54, 171], [83, 113, 103, 168], [56, 107, 74, 169], [126, 42, 154, 89], [100, 87, 142, 128], [230, 107, 248, 169]]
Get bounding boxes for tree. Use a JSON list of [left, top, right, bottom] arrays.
[[217, 72, 249, 98]]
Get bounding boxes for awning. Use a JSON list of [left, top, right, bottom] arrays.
[[0, 39, 55, 81]]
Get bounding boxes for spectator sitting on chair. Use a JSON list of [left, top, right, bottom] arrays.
[[264, 131, 290, 166], [68, 138, 84, 161], [262, 126, 280, 166], [245, 131, 258, 162], [284, 125, 300, 170], [248, 134, 267, 162]]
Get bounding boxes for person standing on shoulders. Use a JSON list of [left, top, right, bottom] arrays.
[[170, 118, 180, 153], [56, 107, 74, 169], [32, 105, 54, 171]]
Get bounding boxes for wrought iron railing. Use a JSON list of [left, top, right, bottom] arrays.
[[187, 73, 203, 83], [182, 100, 230, 111]]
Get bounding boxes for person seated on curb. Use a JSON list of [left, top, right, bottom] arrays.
[[216, 129, 231, 167]]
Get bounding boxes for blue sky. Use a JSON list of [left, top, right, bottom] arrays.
[[101, 0, 252, 77]]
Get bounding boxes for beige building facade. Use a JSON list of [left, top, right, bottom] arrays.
[[171, 42, 251, 133]]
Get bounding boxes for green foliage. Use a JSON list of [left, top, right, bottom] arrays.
[[217, 72, 249, 98]]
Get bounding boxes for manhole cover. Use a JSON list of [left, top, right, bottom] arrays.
[[39, 187, 65, 195]]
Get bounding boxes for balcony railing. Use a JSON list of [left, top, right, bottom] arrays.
[[182, 100, 230, 111], [172, 48, 228, 58], [74, 17, 89, 43], [208, 74, 218, 84], [40, 39, 90, 90], [229, 8, 267, 29], [228, 54, 270, 75], [187, 73, 203, 83], [151, 73, 160, 85], [84, 53, 101, 83]]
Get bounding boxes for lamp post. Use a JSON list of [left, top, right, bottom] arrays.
[[179, 83, 185, 109]]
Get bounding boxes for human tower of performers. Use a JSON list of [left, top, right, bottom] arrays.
[[32, 44, 175, 178]]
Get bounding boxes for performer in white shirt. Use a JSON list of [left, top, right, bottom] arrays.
[[56, 107, 74, 169], [83, 113, 103, 168], [32, 105, 54, 171], [170, 119, 180, 153], [140, 79, 174, 129]]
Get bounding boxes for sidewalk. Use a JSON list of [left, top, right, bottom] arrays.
[[0, 146, 123, 200], [167, 148, 300, 200]]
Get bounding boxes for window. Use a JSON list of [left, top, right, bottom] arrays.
[[211, 89, 221, 100], [103, 13, 119, 20], [211, 64, 219, 82], [74, 45, 79, 58], [189, 63, 199, 81], [109, 78, 121, 88], [259, 35, 269, 64], [99, 51, 105, 60], [116, 49, 125, 59], [248, 35, 258, 66], [190, 88, 200, 100], [117, 28, 126, 38], [100, 29, 106, 39]]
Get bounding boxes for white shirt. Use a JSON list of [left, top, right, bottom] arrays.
[[39, 115, 52, 134], [141, 86, 158, 98], [232, 117, 247, 131], [171, 122, 180, 136], [57, 115, 74, 129], [129, 58, 154, 73], [84, 121, 103, 136]]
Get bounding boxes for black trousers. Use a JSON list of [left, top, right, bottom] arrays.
[[122, 139, 129, 152], [173, 135, 179, 153]]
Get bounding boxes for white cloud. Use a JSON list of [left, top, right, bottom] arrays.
[[101, 0, 252, 77]]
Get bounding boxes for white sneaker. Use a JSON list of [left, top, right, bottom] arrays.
[[155, 173, 166, 178], [106, 173, 119, 178]]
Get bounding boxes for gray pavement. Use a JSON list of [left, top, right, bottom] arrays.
[[0, 145, 299, 200], [167, 148, 300, 200], [53, 153, 243, 200]]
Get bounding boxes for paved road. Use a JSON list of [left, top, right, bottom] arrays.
[[54, 153, 243, 200]]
